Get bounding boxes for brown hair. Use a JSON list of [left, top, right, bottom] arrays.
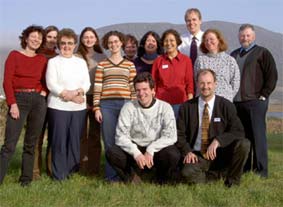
[[77, 27, 103, 63], [133, 72, 155, 90], [45, 25, 59, 37], [123, 34, 138, 50], [200, 29, 228, 54], [196, 69, 217, 82], [57, 28, 77, 47], [101, 31, 125, 50], [161, 29, 182, 46], [19, 25, 45, 52], [184, 8, 202, 21]]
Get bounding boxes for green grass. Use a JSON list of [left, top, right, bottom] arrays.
[[0, 134, 282, 207]]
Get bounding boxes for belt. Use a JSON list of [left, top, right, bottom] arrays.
[[14, 88, 40, 93]]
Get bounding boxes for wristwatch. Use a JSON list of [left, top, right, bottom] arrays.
[[259, 96, 266, 101]]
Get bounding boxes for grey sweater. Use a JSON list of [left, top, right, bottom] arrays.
[[115, 99, 177, 158]]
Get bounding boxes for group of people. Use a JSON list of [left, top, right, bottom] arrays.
[[0, 8, 277, 187]]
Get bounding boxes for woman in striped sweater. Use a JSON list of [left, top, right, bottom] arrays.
[[93, 31, 136, 181]]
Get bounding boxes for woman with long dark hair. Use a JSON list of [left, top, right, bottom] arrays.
[[76, 27, 106, 176]]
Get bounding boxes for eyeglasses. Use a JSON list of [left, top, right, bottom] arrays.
[[59, 41, 75, 46], [108, 40, 120, 45]]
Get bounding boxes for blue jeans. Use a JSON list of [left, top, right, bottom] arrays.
[[0, 92, 47, 184], [100, 99, 129, 181], [171, 104, 181, 120]]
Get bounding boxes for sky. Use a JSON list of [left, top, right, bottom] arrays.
[[0, 0, 282, 41]]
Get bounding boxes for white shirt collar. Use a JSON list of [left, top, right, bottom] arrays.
[[199, 95, 215, 110], [188, 30, 204, 41]]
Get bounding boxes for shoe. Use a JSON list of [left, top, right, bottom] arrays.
[[224, 179, 239, 188], [130, 173, 142, 184], [20, 181, 31, 187], [32, 173, 41, 181]]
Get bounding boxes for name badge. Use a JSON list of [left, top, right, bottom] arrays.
[[214, 117, 221, 122], [162, 64, 169, 69]]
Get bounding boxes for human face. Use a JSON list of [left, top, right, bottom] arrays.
[[144, 34, 158, 54], [204, 32, 219, 54], [59, 36, 76, 58], [135, 81, 155, 107], [25, 31, 43, 51], [197, 72, 217, 101], [45, 30, 58, 49], [108, 35, 122, 54], [239, 28, 256, 49], [163, 33, 178, 54], [124, 40, 137, 59], [82, 30, 97, 48], [185, 11, 202, 36]]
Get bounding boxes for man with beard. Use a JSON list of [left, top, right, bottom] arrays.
[[231, 24, 278, 178]]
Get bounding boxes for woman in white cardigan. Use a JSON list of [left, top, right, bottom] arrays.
[[46, 28, 90, 180]]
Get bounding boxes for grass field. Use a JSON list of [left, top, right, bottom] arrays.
[[0, 134, 282, 207]]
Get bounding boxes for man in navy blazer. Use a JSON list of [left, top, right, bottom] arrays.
[[176, 69, 250, 187]]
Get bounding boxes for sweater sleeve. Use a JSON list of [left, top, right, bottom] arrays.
[[151, 60, 159, 93], [80, 60, 91, 94], [229, 56, 240, 98], [194, 56, 201, 82], [261, 49, 278, 98], [129, 63, 137, 100], [93, 63, 104, 111], [146, 103, 177, 156], [40, 57, 48, 93], [115, 103, 142, 158], [3, 51, 17, 105], [46, 59, 64, 96]]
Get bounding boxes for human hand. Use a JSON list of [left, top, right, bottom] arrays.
[[60, 90, 74, 101], [10, 103, 20, 119], [135, 154, 146, 169], [40, 91, 47, 97], [95, 110, 103, 123], [71, 95, 84, 104], [183, 152, 198, 164], [205, 139, 220, 160], [188, 93, 193, 100], [144, 152, 154, 169]]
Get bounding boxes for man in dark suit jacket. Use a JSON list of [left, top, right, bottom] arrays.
[[176, 69, 250, 187]]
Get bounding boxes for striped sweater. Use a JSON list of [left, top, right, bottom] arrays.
[[93, 58, 136, 111]]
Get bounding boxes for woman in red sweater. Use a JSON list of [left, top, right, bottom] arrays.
[[0, 25, 48, 186], [152, 29, 194, 119]]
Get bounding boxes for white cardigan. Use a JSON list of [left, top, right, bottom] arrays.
[[46, 55, 90, 111]]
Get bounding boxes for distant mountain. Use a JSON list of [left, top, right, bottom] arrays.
[[0, 21, 282, 105]]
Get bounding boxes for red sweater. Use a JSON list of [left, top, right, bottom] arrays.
[[3, 50, 48, 105], [152, 52, 194, 105]]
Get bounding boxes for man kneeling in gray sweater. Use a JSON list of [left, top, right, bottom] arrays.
[[106, 72, 180, 184]]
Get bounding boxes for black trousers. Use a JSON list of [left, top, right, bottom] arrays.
[[235, 99, 269, 177], [106, 145, 181, 183], [0, 92, 46, 184], [48, 108, 86, 180], [181, 139, 250, 185]]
